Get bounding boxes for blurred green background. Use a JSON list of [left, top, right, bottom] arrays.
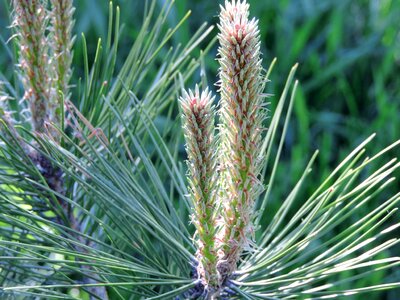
[[1, 0, 399, 298]]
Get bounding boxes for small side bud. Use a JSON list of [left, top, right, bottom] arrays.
[[180, 86, 219, 290]]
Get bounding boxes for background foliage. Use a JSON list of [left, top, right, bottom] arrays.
[[0, 0, 399, 299]]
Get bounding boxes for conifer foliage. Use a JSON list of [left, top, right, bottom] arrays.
[[0, 0, 399, 299]]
